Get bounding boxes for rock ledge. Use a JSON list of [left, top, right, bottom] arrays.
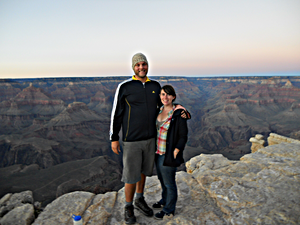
[[1, 135, 300, 225]]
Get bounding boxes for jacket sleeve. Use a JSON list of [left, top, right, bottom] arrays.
[[110, 84, 125, 141], [184, 109, 191, 120], [174, 103, 191, 120], [174, 111, 188, 151]]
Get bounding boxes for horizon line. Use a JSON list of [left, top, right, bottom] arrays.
[[1, 73, 300, 81]]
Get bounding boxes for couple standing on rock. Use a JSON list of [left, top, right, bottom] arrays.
[[110, 53, 190, 224]]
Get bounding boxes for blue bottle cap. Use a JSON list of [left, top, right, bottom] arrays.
[[72, 215, 82, 221]]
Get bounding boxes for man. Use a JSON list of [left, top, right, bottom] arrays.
[[110, 53, 188, 224], [110, 53, 160, 224]]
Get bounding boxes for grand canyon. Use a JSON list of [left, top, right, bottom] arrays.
[[0, 76, 300, 208]]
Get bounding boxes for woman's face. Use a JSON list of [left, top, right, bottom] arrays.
[[160, 89, 175, 106]]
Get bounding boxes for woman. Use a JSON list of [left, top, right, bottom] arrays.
[[153, 85, 188, 220]]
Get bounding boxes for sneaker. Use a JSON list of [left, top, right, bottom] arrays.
[[154, 210, 174, 220], [152, 201, 164, 209], [124, 205, 136, 224], [134, 197, 154, 217]]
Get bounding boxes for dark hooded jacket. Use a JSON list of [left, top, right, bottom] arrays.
[[110, 76, 161, 142], [160, 108, 188, 167]]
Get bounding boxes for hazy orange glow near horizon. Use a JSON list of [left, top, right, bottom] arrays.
[[0, 0, 300, 79]]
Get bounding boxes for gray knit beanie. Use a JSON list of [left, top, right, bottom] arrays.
[[132, 53, 148, 70]]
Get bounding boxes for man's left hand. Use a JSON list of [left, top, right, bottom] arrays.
[[174, 104, 190, 119]]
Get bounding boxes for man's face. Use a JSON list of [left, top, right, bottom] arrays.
[[133, 61, 148, 78]]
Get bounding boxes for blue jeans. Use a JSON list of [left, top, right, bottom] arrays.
[[155, 154, 177, 214]]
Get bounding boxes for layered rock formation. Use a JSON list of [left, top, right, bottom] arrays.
[[1, 76, 300, 161], [0, 101, 111, 169], [1, 134, 299, 225], [0, 135, 61, 168], [267, 133, 300, 145], [0, 83, 65, 135], [201, 76, 300, 86], [249, 132, 300, 153], [0, 82, 21, 102], [87, 91, 113, 116], [189, 78, 300, 158], [50, 82, 93, 104]]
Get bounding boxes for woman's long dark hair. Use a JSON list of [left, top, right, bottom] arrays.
[[161, 85, 176, 102]]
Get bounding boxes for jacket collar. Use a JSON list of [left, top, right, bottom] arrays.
[[132, 75, 151, 82]]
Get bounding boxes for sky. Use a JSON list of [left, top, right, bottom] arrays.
[[0, 0, 300, 78]]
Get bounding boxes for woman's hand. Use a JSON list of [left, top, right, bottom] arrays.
[[174, 148, 180, 158]]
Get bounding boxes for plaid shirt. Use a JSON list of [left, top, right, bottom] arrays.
[[156, 105, 175, 155]]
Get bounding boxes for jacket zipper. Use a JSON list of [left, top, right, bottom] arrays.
[[144, 82, 149, 137]]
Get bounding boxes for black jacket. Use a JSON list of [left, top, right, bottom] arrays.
[[161, 108, 188, 167], [110, 76, 162, 142]]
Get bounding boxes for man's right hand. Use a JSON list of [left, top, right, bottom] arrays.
[[111, 141, 121, 155]]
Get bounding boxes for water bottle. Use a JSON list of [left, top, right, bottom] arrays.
[[72, 214, 83, 225]]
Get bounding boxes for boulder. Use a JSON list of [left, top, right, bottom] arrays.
[[0, 190, 34, 217], [33, 191, 95, 225], [249, 134, 265, 153], [0, 203, 34, 225], [0, 191, 33, 220]]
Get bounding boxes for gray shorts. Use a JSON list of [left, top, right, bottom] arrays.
[[121, 138, 155, 184]]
